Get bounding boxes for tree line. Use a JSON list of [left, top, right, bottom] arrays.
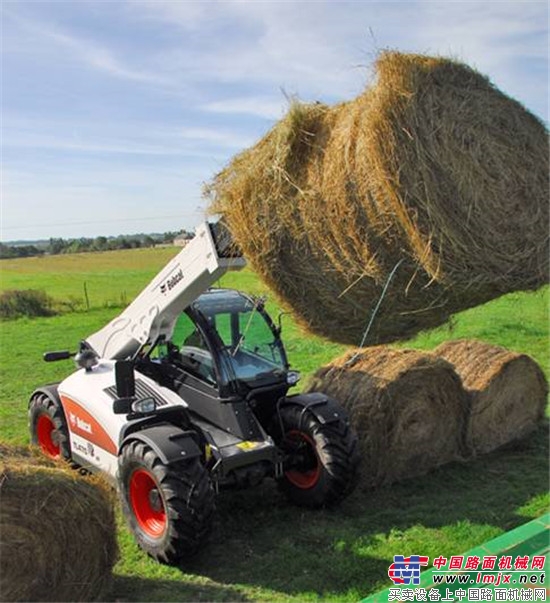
[[0, 231, 192, 259]]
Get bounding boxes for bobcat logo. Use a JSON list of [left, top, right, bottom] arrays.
[[68, 411, 92, 434], [160, 269, 184, 294]]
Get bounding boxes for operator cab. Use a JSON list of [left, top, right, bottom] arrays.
[[156, 289, 291, 398]]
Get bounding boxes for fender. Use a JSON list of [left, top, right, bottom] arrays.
[[30, 383, 61, 407], [119, 405, 191, 445], [120, 424, 201, 465], [280, 392, 349, 425]]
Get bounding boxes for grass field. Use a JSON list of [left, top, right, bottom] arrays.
[[0, 247, 181, 309], [0, 248, 548, 602]]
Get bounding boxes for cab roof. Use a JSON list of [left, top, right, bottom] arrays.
[[191, 288, 256, 316]]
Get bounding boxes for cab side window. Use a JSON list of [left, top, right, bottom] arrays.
[[173, 313, 204, 348], [172, 313, 216, 385]]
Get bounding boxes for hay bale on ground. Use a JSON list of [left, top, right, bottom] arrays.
[[434, 340, 548, 455], [0, 444, 117, 602], [306, 347, 468, 487], [207, 51, 549, 346]]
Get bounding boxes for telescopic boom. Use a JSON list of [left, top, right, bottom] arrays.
[[85, 222, 245, 360]]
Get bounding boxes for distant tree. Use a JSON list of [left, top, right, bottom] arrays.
[[162, 231, 178, 243], [4, 229, 189, 258], [21, 245, 43, 257], [0, 244, 16, 259], [0, 244, 44, 259], [93, 236, 108, 251], [65, 241, 79, 254], [65, 238, 92, 254], [48, 238, 67, 255]]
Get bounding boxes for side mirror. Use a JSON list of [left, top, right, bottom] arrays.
[[276, 311, 291, 336], [287, 371, 301, 386], [115, 360, 135, 399]]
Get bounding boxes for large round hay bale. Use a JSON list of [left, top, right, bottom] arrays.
[[306, 347, 468, 487], [434, 340, 548, 455], [207, 51, 549, 346], [0, 444, 118, 602]]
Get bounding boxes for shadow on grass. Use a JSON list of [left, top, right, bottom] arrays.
[[111, 425, 548, 602], [185, 425, 549, 599], [111, 575, 250, 602]]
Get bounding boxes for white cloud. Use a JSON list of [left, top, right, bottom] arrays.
[[406, 2, 547, 67], [3, 114, 253, 158], [3, 7, 170, 86], [4, 135, 184, 156], [124, 0, 212, 32], [2, 0, 547, 240], [126, 0, 371, 98], [8, 1, 547, 116], [130, 0, 548, 115], [202, 96, 287, 120], [179, 125, 256, 149]]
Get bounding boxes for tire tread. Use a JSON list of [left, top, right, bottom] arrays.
[[275, 405, 360, 508], [119, 440, 215, 565]]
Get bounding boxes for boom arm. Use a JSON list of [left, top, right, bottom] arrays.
[[85, 222, 246, 360]]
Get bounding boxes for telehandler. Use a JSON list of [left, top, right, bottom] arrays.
[[30, 222, 360, 564]]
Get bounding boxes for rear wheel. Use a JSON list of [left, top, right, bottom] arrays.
[[119, 440, 215, 565], [273, 405, 360, 508], [29, 392, 71, 460]]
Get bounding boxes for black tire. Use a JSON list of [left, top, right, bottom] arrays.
[[273, 405, 360, 508], [29, 391, 71, 460], [118, 440, 215, 565]]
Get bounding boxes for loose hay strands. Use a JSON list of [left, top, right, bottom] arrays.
[[207, 52, 549, 346], [0, 444, 118, 602], [306, 347, 468, 488], [434, 340, 548, 455]]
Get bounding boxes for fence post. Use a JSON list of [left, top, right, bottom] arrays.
[[83, 282, 90, 311]]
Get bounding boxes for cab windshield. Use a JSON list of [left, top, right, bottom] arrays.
[[193, 290, 287, 385]]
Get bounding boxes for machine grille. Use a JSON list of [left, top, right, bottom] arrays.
[[104, 379, 169, 407]]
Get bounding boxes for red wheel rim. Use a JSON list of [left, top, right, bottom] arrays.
[[36, 415, 61, 458], [284, 430, 321, 489], [129, 469, 167, 538]]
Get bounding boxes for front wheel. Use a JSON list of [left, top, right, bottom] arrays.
[[118, 440, 215, 565], [273, 405, 360, 508], [29, 391, 71, 460]]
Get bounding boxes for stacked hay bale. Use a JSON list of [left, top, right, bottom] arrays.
[[207, 52, 549, 346], [0, 444, 118, 602], [306, 347, 469, 487], [434, 340, 548, 455]]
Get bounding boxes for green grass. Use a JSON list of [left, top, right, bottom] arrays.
[[0, 249, 548, 602], [0, 247, 180, 309], [402, 287, 549, 377]]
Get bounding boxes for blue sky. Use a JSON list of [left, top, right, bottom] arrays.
[[2, 0, 548, 241]]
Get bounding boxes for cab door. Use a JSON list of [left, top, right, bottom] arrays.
[[168, 311, 263, 440]]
